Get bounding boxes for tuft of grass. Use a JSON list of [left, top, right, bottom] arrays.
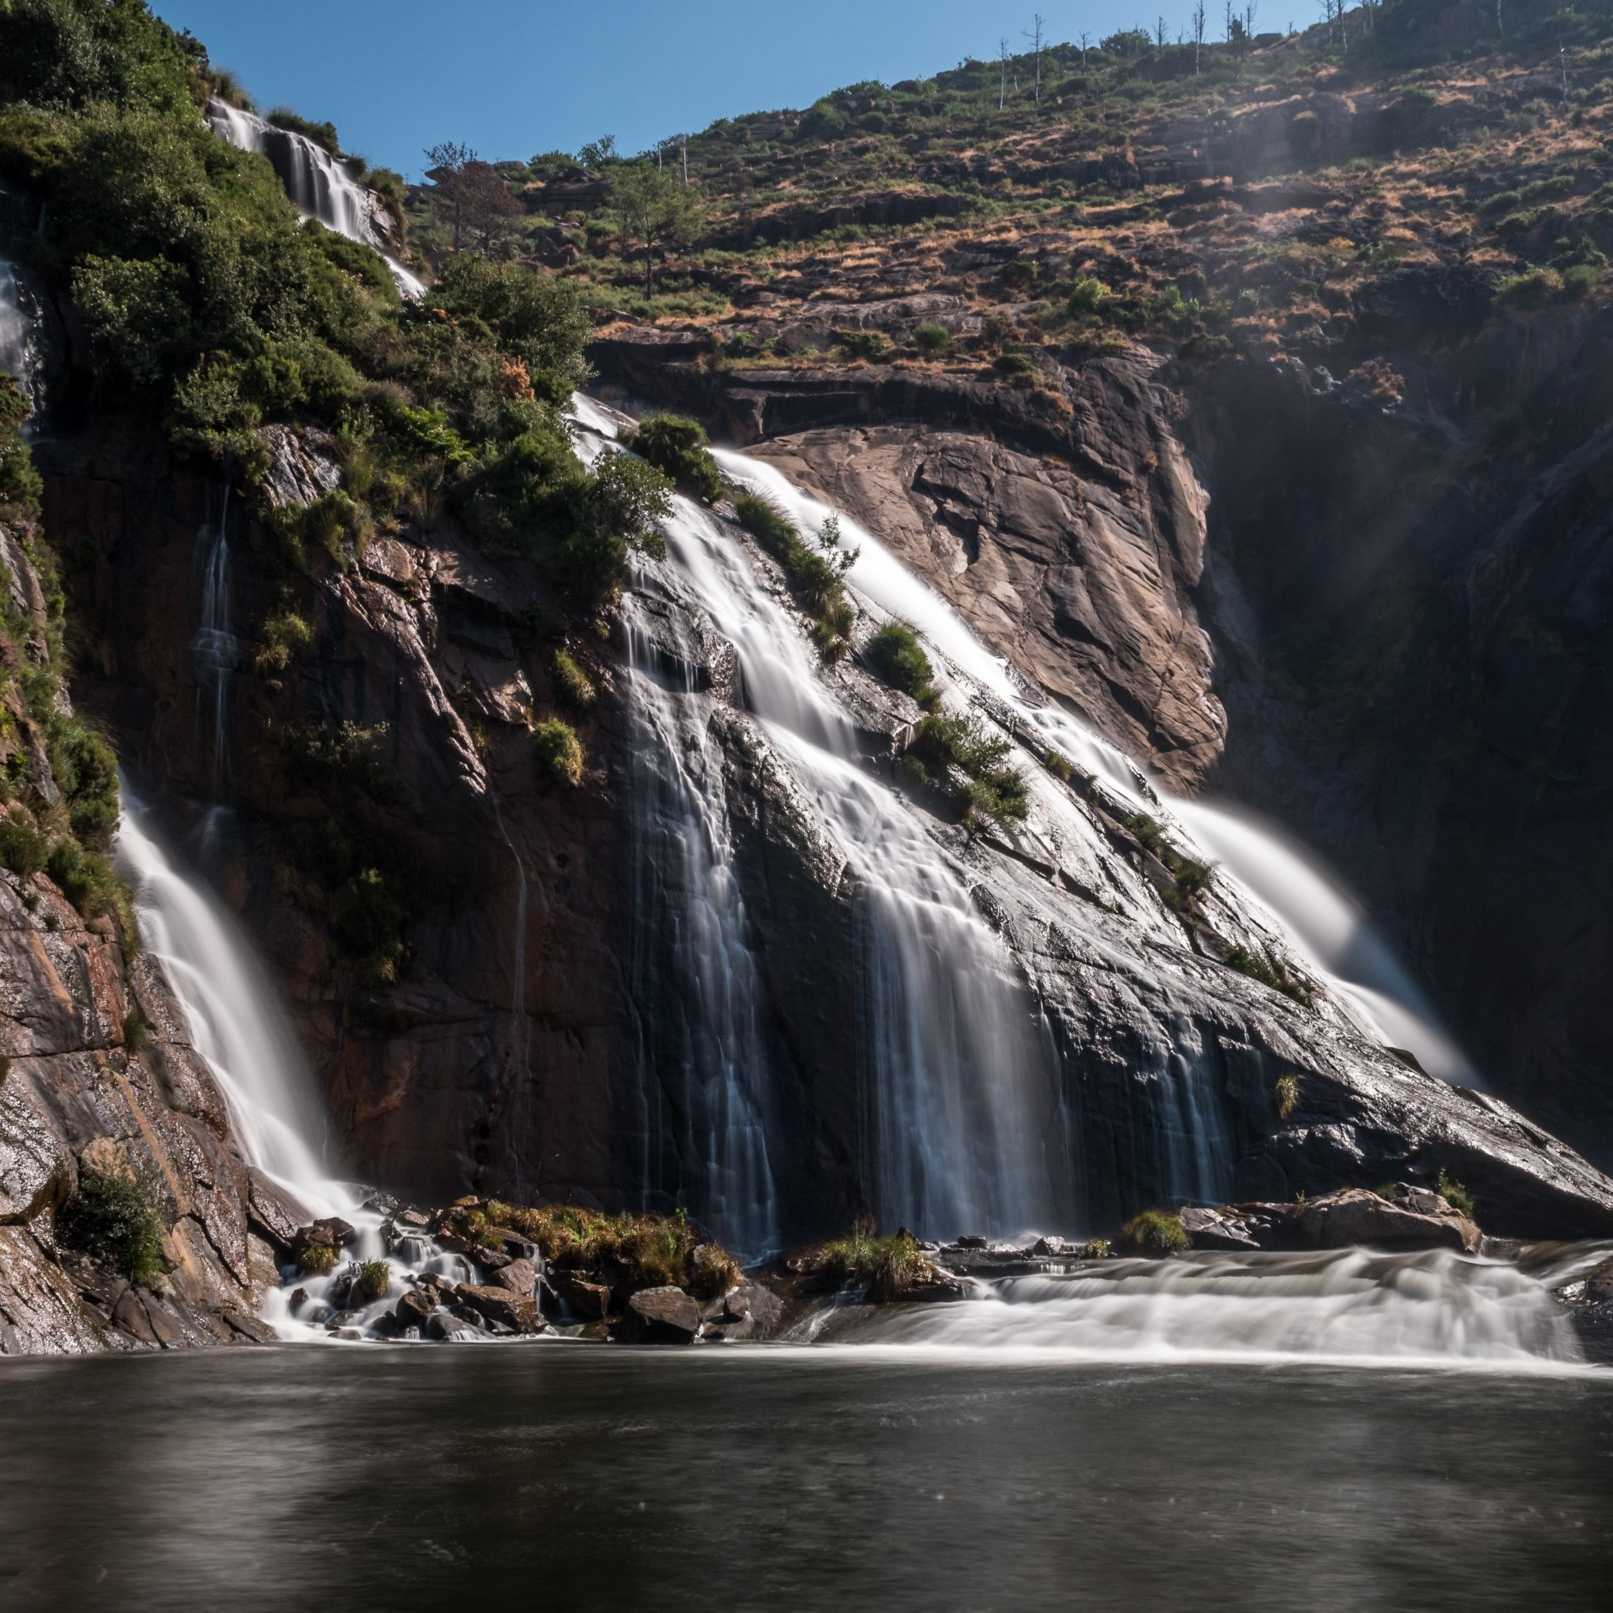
[[816, 1220, 932, 1302], [447, 1200, 740, 1299], [57, 1167, 166, 1287], [732, 492, 856, 659], [295, 1242, 338, 1276], [1044, 751, 1073, 782], [1274, 1073, 1300, 1121], [533, 717, 584, 787], [1436, 1169, 1477, 1219], [1224, 945, 1314, 1008], [122, 1007, 150, 1054], [865, 621, 938, 708], [352, 1260, 390, 1304], [1119, 1209, 1188, 1256], [551, 648, 597, 710], [906, 712, 1028, 830]]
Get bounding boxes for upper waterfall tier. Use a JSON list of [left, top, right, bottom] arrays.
[[205, 101, 424, 299]]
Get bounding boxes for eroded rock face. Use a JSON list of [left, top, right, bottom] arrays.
[[0, 530, 273, 1355]]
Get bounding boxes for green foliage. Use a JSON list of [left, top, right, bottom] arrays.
[[48, 719, 119, 848], [0, 377, 42, 520], [265, 107, 340, 156], [252, 608, 314, 680], [994, 351, 1036, 378], [733, 492, 857, 659], [625, 413, 723, 503], [907, 712, 1028, 829], [331, 867, 406, 985], [837, 327, 889, 361], [1274, 1073, 1300, 1120], [0, 0, 196, 118], [122, 1006, 149, 1053], [1068, 275, 1113, 316], [1123, 813, 1212, 915], [1119, 1208, 1189, 1255], [1224, 945, 1315, 1008], [284, 720, 395, 800], [534, 717, 584, 787], [913, 321, 952, 355], [551, 648, 596, 710], [352, 1259, 390, 1304], [1044, 751, 1073, 782], [0, 815, 50, 878], [58, 1165, 166, 1286], [453, 1199, 736, 1298], [1495, 266, 1564, 306], [295, 1241, 337, 1276], [1076, 1237, 1114, 1260], [865, 621, 938, 708], [1437, 1169, 1477, 1219], [816, 1221, 932, 1301]]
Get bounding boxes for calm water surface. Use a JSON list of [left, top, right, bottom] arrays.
[[1, 1344, 1609, 1611]]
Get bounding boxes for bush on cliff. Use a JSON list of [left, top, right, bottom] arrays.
[[57, 1165, 167, 1287], [905, 712, 1028, 830], [865, 621, 938, 709], [733, 493, 855, 659], [624, 413, 723, 504], [534, 718, 585, 787]]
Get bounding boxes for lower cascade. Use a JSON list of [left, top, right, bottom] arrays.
[[788, 1244, 1604, 1369]]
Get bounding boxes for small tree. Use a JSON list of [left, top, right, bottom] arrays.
[[423, 139, 477, 251], [611, 162, 702, 294]]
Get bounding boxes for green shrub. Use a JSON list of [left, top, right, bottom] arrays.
[[122, 1007, 149, 1054], [837, 328, 889, 361], [1437, 1169, 1477, 1219], [994, 351, 1036, 377], [906, 712, 1028, 829], [1496, 266, 1563, 307], [733, 493, 856, 659], [252, 609, 314, 679], [1076, 1237, 1113, 1260], [865, 622, 938, 707], [1068, 275, 1112, 315], [266, 108, 342, 156], [913, 321, 952, 355], [1224, 945, 1314, 1008], [331, 867, 406, 984], [625, 413, 723, 503], [295, 1241, 337, 1276], [1119, 1209, 1188, 1255], [0, 815, 49, 878], [1044, 752, 1073, 782], [817, 1221, 932, 1301], [534, 717, 584, 787], [58, 1166, 166, 1287], [0, 376, 42, 518], [352, 1259, 390, 1304], [551, 648, 597, 709], [1274, 1073, 1299, 1120]]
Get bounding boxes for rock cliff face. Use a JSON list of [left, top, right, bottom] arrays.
[[590, 302, 1613, 1179], [0, 528, 274, 1354]]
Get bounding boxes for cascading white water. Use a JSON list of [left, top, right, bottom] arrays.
[[191, 486, 237, 794], [205, 101, 425, 300], [116, 793, 348, 1221], [579, 401, 1072, 1239], [793, 1246, 1596, 1369], [622, 597, 779, 1250], [710, 447, 1475, 1088], [0, 257, 41, 418]]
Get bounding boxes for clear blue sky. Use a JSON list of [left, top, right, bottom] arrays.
[[150, 0, 1149, 179]]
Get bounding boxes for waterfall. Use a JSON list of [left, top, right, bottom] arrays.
[[709, 446, 1475, 1088], [0, 256, 41, 418], [116, 792, 349, 1220], [191, 485, 237, 795], [581, 402, 1072, 1240], [204, 101, 425, 300], [789, 1244, 1596, 1368]]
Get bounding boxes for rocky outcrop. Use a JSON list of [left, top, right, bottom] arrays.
[[0, 530, 276, 1355]]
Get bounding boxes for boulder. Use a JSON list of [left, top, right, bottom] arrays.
[[1297, 1188, 1480, 1254], [456, 1283, 542, 1335], [425, 1311, 484, 1343], [395, 1288, 435, 1329], [557, 1270, 613, 1319], [296, 1217, 357, 1252], [617, 1286, 701, 1344], [490, 1258, 539, 1298], [1180, 1206, 1262, 1252]]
